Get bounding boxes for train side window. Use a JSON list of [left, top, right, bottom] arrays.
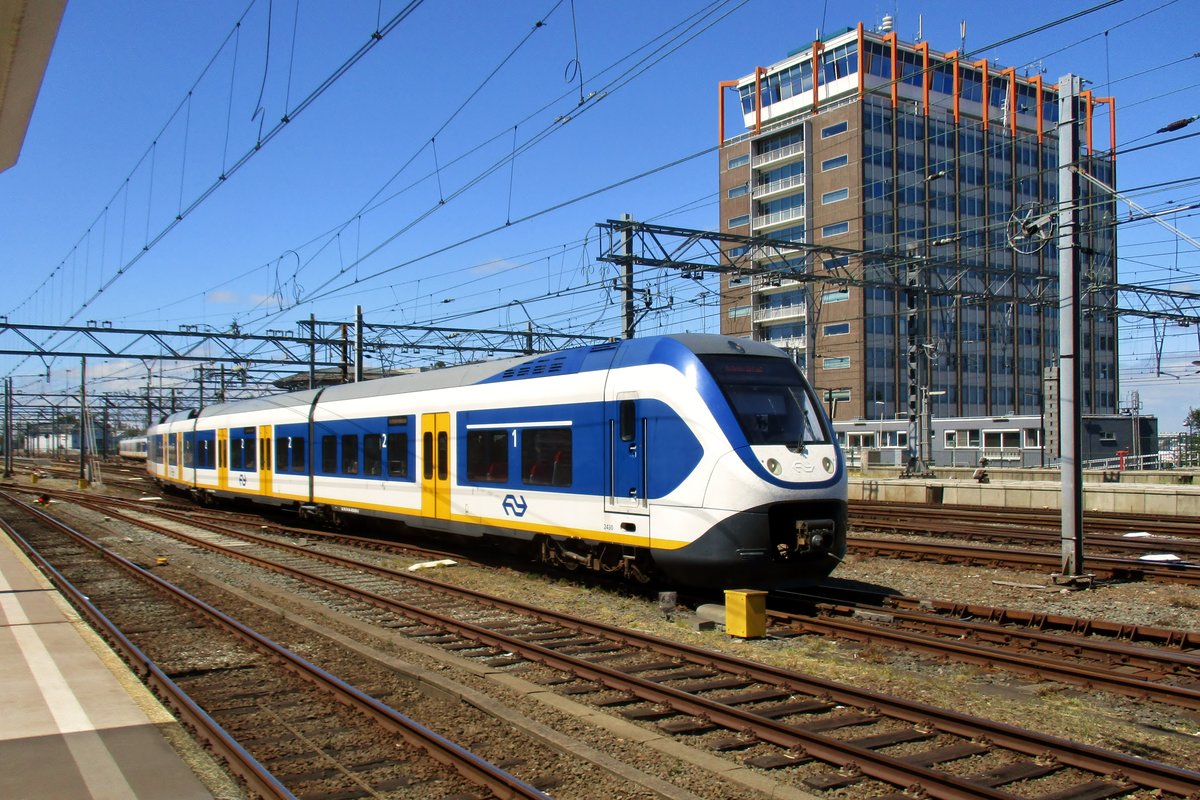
[[364, 434, 382, 476], [437, 432, 448, 481], [342, 435, 359, 474], [321, 435, 337, 473], [423, 432, 433, 479], [183, 435, 194, 468], [522, 428, 572, 487], [387, 433, 409, 478], [291, 437, 305, 470], [466, 430, 508, 482], [275, 437, 289, 472], [243, 434, 256, 470], [619, 400, 636, 442]]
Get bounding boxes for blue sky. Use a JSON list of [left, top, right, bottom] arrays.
[[2, 0, 1198, 427]]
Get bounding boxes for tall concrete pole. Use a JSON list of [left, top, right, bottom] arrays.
[[621, 213, 635, 339], [79, 356, 88, 488], [355, 305, 364, 382], [3, 378, 11, 479], [1057, 74, 1085, 579]]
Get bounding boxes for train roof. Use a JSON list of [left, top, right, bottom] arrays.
[[157, 334, 785, 424]]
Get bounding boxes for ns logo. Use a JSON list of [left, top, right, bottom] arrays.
[[502, 494, 528, 517]]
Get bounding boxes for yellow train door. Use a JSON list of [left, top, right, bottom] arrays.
[[217, 428, 229, 490], [420, 412, 450, 521], [258, 425, 273, 496]]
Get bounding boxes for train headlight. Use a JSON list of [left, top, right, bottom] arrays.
[[766, 458, 782, 476], [822, 457, 834, 473]]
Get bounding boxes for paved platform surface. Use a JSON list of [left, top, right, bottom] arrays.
[[0, 533, 214, 800]]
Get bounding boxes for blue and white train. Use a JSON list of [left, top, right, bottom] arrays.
[[147, 334, 847, 589], [118, 436, 148, 461]]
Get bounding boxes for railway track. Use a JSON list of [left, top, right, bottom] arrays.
[[20, 490, 1200, 799], [770, 590, 1200, 710], [1, 491, 556, 800], [849, 534, 1200, 584], [851, 500, 1200, 540]]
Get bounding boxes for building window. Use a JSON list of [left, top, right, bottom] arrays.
[[728, 245, 749, 258], [823, 356, 851, 370], [823, 322, 850, 336], [821, 154, 848, 171], [821, 187, 849, 205], [727, 305, 750, 319], [821, 221, 850, 237], [727, 154, 750, 169], [728, 214, 750, 228], [821, 121, 848, 138], [727, 184, 749, 199], [983, 430, 1020, 449], [824, 256, 849, 270], [822, 289, 850, 303]]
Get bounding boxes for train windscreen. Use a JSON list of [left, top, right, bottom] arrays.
[[699, 355, 830, 448]]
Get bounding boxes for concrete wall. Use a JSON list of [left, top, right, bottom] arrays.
[[851, 477, 1200, 516]]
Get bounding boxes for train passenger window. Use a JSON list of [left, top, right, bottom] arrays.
[[322, 435, 337, 473], [363, 434, 382, 476], [342, 435, 359, 474], [275, 438, 289, 472], [183, 436, 194, 468], [387, 433, 408, 478], [230, 439, 243, 470], [522, 428, 572, 487], [437, 432, 448, 481], [619, 400, 636, 442], [196, 440, 208, 468], [167, 435, 178, 466], [291, 437, 305, 470], [423, 433, 433, 479], [466, 430, 508, 482], [243, 435, 256, 470]]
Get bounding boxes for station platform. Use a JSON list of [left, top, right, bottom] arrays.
[[0, 533, 215, 800]]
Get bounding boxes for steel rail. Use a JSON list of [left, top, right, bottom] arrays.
[[777, 590, 1200, 670], [769, 607, 1200, 709], [849, 534, 1200, 584], [0, 514, 297, 800], [0, 492, 551, 800], [850, 499, 1200, 538], [850, 510, 1200, 558], [70, 497, 1200, 798]]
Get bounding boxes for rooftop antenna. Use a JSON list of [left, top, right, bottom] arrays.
[[960, 20, 967, 54], [916, 14, 923, 43]]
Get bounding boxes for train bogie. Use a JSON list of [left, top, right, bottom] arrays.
[[147, 335, 847, 590]]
